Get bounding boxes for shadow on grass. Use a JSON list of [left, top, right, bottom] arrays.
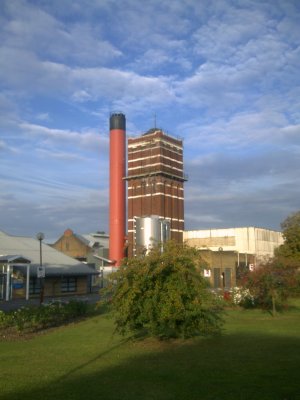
[[2, 331, 300, 400], [55, 337, 131, 383]]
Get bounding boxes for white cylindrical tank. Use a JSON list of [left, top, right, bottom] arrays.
[[134, 215, 170, 254]]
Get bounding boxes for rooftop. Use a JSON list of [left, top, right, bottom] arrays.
[[0, 231, 95, 276]]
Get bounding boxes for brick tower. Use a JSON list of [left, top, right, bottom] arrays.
[[126, 128, 186, 256]]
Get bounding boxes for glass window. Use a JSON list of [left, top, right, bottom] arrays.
[[29, 278, 41, 294], [61, 277, 77, 293]]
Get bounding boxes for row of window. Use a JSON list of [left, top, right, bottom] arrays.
[[29, 277, 77, 294]]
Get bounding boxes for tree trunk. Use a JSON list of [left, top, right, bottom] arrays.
[[271, 291, 277, 317]]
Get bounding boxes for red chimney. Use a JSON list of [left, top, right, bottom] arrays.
[[109, 113, 126, 267]]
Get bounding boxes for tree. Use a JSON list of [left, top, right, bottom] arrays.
[[244, 257, 298, 315], [276, 211, 300, 261], [243, 211, 300, 315], [105, 241, 224, 339]]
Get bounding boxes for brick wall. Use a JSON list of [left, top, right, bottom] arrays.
[[126, 130, 186, 256]]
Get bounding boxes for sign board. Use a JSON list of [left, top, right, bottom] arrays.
[[37, 266, 46, 278], [204, 269, 211, 277], [13, 282, 24, 289]]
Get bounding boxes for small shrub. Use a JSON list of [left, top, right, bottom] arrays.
[[0, 300, 92, 334], [65, 300, 89, 317], [230, 287, 255, 308], [0, 310, 10, 328]]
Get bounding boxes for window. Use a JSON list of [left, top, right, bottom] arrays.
[[29, 278, 40, 294], [61, 277, 77, 293]]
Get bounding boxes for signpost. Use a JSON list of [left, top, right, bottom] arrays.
[[37, 266, 46, 278]]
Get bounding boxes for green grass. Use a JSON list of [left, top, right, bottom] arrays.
[[1, 300, 300, 400]]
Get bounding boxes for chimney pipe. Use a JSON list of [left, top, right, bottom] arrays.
[[109, 112, 126, 267]]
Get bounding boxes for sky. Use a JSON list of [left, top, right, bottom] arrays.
[[0, 0, 299, 242]]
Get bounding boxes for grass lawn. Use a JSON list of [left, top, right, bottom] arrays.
[[1, 300, 300, 400]]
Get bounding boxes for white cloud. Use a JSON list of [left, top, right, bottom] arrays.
[[0, 140, 6, 151], [0, 185, 110, 238], [19, 122, 108, 151], [2, 0, 122, 66], [72, 90, 93, 103], [36, 148, 87, 162], [36, 113, 50, 121], [0, 46, 175, 109], [0, 138, 19, 154], [71, 67, 175, 103], [0, 48, 64, 92], [0, 0, 299, 237]]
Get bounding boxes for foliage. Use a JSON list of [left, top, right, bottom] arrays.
[[0, 300, 91, 333], [242, 258, 299, 315], [230, 287, 255, 308], [276, 210, 300, 261], [104, 241, 224, 339], [238, 211, 300, 315]]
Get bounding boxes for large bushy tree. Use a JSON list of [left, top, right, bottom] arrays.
[[276, 211, 300, 262], [244, 257, 298, 315], [243, 211, 300, 314], [105, 241, 224, 339]]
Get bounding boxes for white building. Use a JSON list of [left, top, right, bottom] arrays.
[[183, 227, 284, 288], [184, 227, 283, 264]]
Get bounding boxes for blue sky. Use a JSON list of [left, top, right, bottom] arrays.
[[0, 0, 299, 241]]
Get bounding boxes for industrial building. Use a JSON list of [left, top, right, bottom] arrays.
[[184, 227, 283, 288], [126, 128, 187, 256], [51, 229, 110, 267]]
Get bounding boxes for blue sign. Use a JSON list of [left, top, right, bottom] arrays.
[[13, 282, 24, 289]]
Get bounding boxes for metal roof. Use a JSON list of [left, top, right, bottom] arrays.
[[81, 233, 109, 249], [0, 255, 31, 263], [0, 231, 95, 276]]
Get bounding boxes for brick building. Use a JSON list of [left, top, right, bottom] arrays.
[[51, 229, 90, 262], [51, 229, 110, 267], [126, 128, 186, 256]]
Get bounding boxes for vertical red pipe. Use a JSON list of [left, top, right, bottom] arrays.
[[109, 113, 126, 267]]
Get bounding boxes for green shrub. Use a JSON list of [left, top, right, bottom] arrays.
[[104, 241, 224, 340], [0, 300, 91, 333]]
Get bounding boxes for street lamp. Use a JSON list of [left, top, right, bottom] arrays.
[[100, 267, 104, 289], [36, 232, 45, 304]]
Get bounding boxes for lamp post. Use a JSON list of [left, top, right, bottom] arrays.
[[100, 267, 104, 289], [36, 232, 45, 304]]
